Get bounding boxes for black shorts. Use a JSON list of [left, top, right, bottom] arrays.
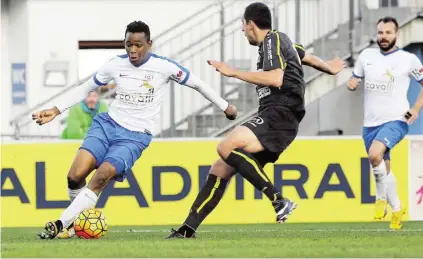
[[242, 106, 299, 166]]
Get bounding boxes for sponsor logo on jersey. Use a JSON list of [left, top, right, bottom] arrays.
[[257, 87, 271, 100], [266, 38, 273, 67], [117, 89, 155, 104], [364, 81, 394, 95]]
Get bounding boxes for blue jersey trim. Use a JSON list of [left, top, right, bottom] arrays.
[[180, 71, 190, 85], [93, 74, 108, 86], [118, 54, 129, 58], [380, 47, 400, 56], [352, 72, 364, 79], [150, 53, 190, 83]]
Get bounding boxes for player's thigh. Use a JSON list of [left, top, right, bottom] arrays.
[[68, 122, 110, 186], [88, 161, 117, 194], [210, 158, 236, 180], [371, 121, 408, 161], [78, 114, 112, 167], [103, 134, 152, 182], [217, 125, 264, 158]]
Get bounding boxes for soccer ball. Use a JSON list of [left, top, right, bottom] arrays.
[[73, 209, 107, 239]]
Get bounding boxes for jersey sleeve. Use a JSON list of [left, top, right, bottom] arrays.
[[293, 43, 306, 60], [93, 58, 115, 86], [410, 54, 423, 83], [352, 51, 365, 79], [165, 59, 190, 85], [263, 32, 287, 71]]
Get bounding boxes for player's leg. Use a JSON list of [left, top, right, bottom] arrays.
[[38, 114, 118, 239], [365, 121, 408, 224], [368, 140, 389, 219], [384, 159, 401, 214], [56, 132, 152, 235], [167, 158, 234, 238], [362, 125, 388, 219], [217, 124, 296, 223], [373, 121, 408, 229], [55, 149, 99, 239]]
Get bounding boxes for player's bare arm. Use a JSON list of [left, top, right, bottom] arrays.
[[302, 53, 346, 75], [207, 60, 283, 88], [405, 81, 423, 124]]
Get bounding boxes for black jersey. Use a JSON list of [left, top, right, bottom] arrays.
[[256, 30, 306, 121]]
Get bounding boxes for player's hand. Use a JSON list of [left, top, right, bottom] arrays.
[[207, 60, 236, 77], [327, 57, 346, 75], [32, 107, 60, 125], [224, 104, 237, 120], [404, 108, 419, 125], [347, 77, 361, 91]]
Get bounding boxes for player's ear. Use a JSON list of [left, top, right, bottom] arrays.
[[148, 40, 153, 48]]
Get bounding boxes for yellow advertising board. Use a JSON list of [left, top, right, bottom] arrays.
[[1, 138, 408, 227]]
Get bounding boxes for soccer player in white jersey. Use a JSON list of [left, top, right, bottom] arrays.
[[33, 21, 237, 239], [347, 16, 423, 229]]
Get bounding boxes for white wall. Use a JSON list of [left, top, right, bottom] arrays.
[[1, 0, 29, 135], [299, 84, 364, 136], [2, 0, 215, 135]]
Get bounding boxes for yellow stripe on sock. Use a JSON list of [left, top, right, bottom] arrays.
[[232, 150, 269, 183], [196, 177, 221, 213]]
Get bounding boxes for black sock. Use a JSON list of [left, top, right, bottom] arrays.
[[179, 174, 228, 237], [55, 220, 63, 232], [225, 148, 281, 201]]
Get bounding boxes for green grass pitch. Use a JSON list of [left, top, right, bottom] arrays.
[[2, 222, 423, 258]]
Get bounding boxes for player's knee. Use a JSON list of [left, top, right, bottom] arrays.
[[368, 152, 383, 168], [67, 175, 85, 190], [217, 138, 245, 160], [210, 159, 234, 180], [88, 163, 116, 194], [216, 139, 234, 159]]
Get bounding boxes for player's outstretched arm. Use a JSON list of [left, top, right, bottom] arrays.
[[207, 60, 283, 88], [32, 77, 100, 125], [405, 81, 423, 124], [183, 73, 237, 120], [301, 53, 346, 75]]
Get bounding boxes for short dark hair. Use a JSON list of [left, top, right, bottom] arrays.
[[244, 2, 272, 30], [377, 16, 398, 31], [125, 21, 151, 41]]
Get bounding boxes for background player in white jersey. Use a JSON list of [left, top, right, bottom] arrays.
[[347, 16, 423, 229], [33, 21, 237, 239]]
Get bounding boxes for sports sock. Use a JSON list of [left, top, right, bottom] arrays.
[[68, 184, 87, 203], [372, 160, 388, 200], [386, 171, 401, 212], [179, 174, 228, 237], [224, 148, 281, 201], [59, 188, 98, 228]]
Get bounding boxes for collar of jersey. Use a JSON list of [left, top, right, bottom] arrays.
[[380, 47, 400, 56], [131, 52, 152, 67]]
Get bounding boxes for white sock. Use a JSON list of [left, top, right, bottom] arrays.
[[386, 171, 401, 212], [372, 161, 387, 200], [59, 188, 98, 228], [68, 184, 87, 203]]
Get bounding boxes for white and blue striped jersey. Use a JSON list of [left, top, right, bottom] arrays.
[[353, 48, 423, 127], [93, 53, 190, 133]]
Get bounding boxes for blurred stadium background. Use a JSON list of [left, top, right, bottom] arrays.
[[1, 0, 423, 257]]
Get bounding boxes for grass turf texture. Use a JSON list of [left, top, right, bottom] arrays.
[[2, 222, 423, 258]]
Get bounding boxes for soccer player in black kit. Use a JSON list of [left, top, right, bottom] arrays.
[[167, 2, 346, 239]]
